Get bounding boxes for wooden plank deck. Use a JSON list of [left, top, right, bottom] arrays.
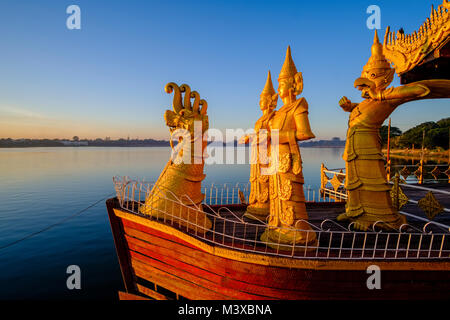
[[321, 183, 450, 229], [400, 183, 450, 226]]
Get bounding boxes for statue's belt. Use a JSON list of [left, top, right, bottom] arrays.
[[344, 126, 383, 161], [346, 126, 379, 138]]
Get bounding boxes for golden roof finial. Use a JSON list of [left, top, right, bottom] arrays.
[[261, 70, 276, 97], [373, 29, 380, 44], [363, 30, 392, 73], [278, 46, 298, 80]]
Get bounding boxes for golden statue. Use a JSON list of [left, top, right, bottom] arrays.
[[141, 83, 212, 234], [260, 46, 317, 248], [239, 71, 278, 221], [337, 30, 450, 231]]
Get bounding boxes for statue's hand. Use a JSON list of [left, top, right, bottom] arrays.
[[238, 135, 250, 145], [339, 96, 354, 112], [257, 132, 270, 145]]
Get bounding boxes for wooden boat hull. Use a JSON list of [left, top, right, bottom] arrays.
[[106, 198, 450, 300]]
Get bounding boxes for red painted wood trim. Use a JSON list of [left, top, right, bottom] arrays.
[[122, 223, 450, 299], [106, 198, 137, 294], [122, 219, 203, 251], [118, 291, 149, 300], [130, 250, 267, 300], [131, 258, 228, 300], [126, 234, 312, 299]]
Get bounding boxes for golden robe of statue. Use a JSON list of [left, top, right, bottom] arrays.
[[261, 46, 317, 248], [337, 31, 450, 231], [240, 71, 278, 221]]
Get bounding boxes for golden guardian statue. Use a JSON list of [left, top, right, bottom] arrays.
[[240, 71, 278, 221], [261, 46, 317, 248], [337, 30, 450, 231]]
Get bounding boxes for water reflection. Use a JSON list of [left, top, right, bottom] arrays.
[[0, 146, 347, 299]]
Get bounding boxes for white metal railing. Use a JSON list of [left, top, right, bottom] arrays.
[[113, 176, 450, 260], [320, 165, 450, 231], [389, 163, 450, 184], [202, 182, 332, 205]]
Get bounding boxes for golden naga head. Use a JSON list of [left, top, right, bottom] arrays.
[[355, 30, 395, 97], [164, 82, 208, 130], [163, 82, 209, 151], [260, 70, 278, 111], [278, 46, 303, 103]]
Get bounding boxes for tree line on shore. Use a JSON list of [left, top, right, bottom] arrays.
[[380, 117, 449, 150], [0, 137, 170, 148], [1, 118, 448, 149]]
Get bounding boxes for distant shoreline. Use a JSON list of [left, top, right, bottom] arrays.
[[0, 139, 170, 148], [0, 145, 346, 149], [0, 138, 347, 149], [383, 148, 449, 161], [0, 145, 170, 148]]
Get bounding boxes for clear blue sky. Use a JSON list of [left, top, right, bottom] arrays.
[[0, 0, 448, 140]]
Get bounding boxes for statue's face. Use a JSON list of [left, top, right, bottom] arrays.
[[278, 78, 294, 99], [259, 95, 277, 112], [364, 68, 394, 90], [355, 67, 394, 98], [360, 86, 371, 99], [355, 80, 375, 99], [259, 96, 270, 111]]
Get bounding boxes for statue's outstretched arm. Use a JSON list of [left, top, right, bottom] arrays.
[[370, 80, 450, 102], [238, 134, 251, 145], [401, 80, 450, 100], [371, 84, 430, 101]]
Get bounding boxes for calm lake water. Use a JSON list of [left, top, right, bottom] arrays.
[[0, 146, 346, 299]]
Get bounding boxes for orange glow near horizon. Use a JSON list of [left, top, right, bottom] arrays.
[[0, 117, 169, 140]]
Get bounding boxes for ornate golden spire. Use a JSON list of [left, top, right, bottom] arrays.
[[261, 70, 276, 96], [363, 30, 392, 74], [278, 46, 298, 80]]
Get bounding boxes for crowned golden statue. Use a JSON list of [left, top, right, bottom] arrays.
[[240, 71, 278, 221], [337, 30, 450, 231], [260, 46, 317, 248]]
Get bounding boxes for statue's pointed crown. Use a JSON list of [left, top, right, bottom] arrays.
[[278, 46, 298, 80], [363, 30, 391, 73], [261, 70, 276, 96]]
